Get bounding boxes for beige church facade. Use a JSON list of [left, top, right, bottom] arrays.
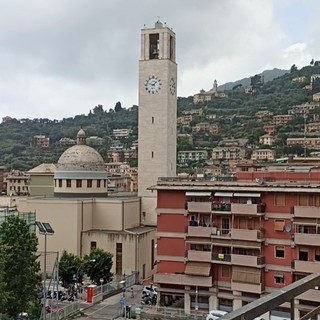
[[18, 196, 154, 280]]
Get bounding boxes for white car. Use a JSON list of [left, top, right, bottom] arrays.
[[206, 310, 228, 320], [142, 286, 157, 297]]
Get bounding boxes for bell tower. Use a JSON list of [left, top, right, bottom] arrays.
[[138, 20, 177, 226]]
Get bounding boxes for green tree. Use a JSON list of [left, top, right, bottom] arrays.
[[290, 64, 298, 73], [59, 250, 82, 288], [0, 243, 8, 312], [83, 248, 113, 284], [0, 215, 41, 318], [114, 101, 123, 113]]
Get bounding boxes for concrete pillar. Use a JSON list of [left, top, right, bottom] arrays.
[[209, 295, 218, 311], [292, 299, 300, 320], [233, 291, 242, 310], [233, 298, 242, 310], [184, 293, 191, 315]]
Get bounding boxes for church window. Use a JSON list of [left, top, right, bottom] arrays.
[[97, 180, 101, 188], [66, 179, 71, 188], [58, 179, 62, 187], [76, 179, 82, 188], [149, 34, 159, 59], [87, 180, 92, 188]]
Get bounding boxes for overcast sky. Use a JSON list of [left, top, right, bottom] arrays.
[[0, 0, 319, 120]]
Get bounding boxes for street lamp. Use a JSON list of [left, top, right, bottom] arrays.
[[35, 221, 54, 320]]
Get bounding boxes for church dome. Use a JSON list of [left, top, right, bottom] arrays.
[[57, 144, 105, 171]]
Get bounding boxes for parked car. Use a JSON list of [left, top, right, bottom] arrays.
[[206, 310, 228, 320], [142, 286, 157, 297]]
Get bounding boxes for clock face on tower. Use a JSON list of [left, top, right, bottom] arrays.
[[145, 76, 162, 94], [169, 78, 176, 95]]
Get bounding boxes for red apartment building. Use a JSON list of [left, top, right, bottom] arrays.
[[153, 165, 320, 317]]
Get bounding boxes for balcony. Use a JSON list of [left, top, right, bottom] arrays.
[[294, 233, 320, 246], [231, 229, 264, 241], [187, 202, 212, 213], [293, 260, 320, 273], [212, 203, 231, 213], [187, 226, 212, 237], [154, 273, 212, 287], [231, 281, 264, 294], [231, 203, 265, 215], [298, 289, 320, 303], [212, 253, 231, 263], [231, 254, 265, 267], [187, 250, 212, 262], [293, 206, 320, 218]]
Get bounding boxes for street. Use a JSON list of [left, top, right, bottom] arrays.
[[79, 284, 144, 320]]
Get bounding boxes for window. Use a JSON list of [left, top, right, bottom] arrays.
[[299, 249, 308, 261], [221, 218, 230, 234], [90, 241, 97, 251], [151, 151, 154, 158], [275, 246, 285, 258], [66, 179, 71, 188], [298, 195, 309, 206], [315, 250, 320, 261], [274, 219, 285, 231], [87, 179, 92, 188], [275, 194, 285, 206], [274, 273, 285, 284], [104, 180, 106, 188], [152, 116, 154, 124], [116, 243, 123, 275], [97, 180, 101, 188], [151, 239, 155, 270], [58, 179, 62, 187], [76, 179, 82, 188]]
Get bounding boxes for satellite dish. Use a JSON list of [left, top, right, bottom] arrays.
[[284, 224, 292, 233]]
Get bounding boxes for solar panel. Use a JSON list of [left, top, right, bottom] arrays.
[[42, 222, 54, 234], [35, 221, 46, 233]]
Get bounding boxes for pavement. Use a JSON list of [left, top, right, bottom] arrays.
[[78, 284, 144, 320]]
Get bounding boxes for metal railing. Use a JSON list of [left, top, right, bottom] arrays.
[[92, 272, 139, 298], [46, 301, 80, 320]]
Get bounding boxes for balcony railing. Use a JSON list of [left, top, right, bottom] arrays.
[[231, 254, 265, 267], [231, 228, 264, 241], [294, 233, 320, 246], [293, 260, 320, 273], [212, 253, 231, 263], [187, 202, 212, 213], [188, 250, 212, 262], [231, 281, 264, 294], [231, 203, 266, 215], [187, 226, 212, 237], [212, 203, 231, 212], [154, 273, 212, 287], [293, 206, 320, 218]]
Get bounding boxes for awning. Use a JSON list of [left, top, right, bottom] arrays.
[[186, 237, 212, 244], [274, 220, 285, 231], [274, 272, 284, 278], [186, 191, 212, 197], [233, 192, 261, 197], [185, 262, 211, 276], [215, 192, 233, 197]]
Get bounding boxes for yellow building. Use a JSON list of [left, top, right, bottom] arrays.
[[259, 134, 275, 146]]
